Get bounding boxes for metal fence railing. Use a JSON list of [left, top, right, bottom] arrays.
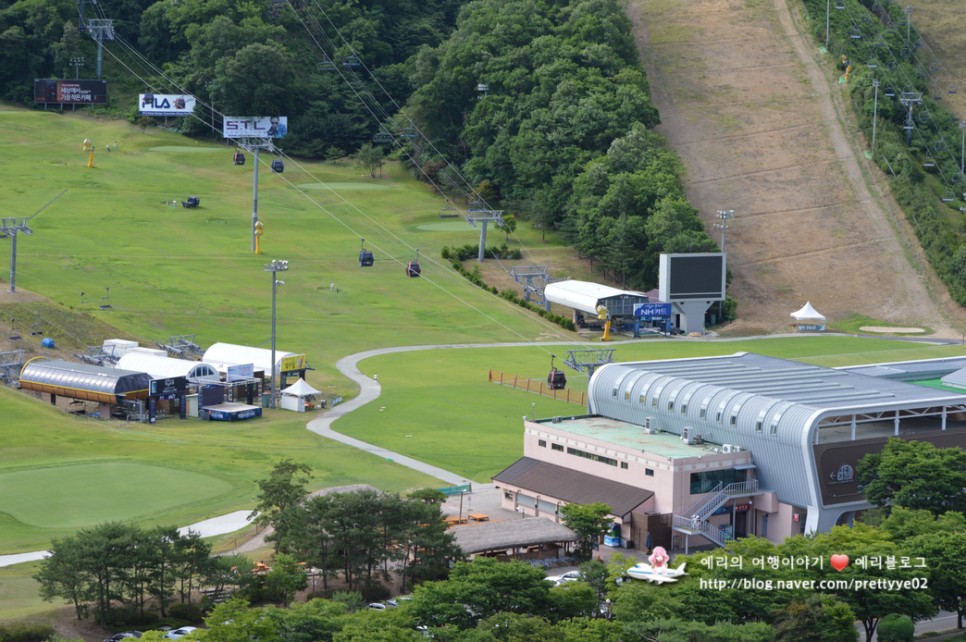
[[488, 370, 587, 406]]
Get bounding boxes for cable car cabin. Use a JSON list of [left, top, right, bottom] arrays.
[[181, 196, 200, 208], [406, 260, 421, 278], [548, 368, 567, 390], [233, 151, 246, 165], [271, 159, 284, 173], [359, 249, 374, 267]]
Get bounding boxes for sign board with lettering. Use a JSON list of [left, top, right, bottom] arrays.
[[633, 302, 673, 318], [280, 354, 306, 372], [227, 363, 255, 382], [34, 79, 108, 105], [139, 93, 195, 117], [223, 116, 288, 139], [149, 376, 186, 400]]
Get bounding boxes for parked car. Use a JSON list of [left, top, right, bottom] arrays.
[[367, 602, 387, 610], [545, 570, 582, 585], [104, 633, 141, 642], [164, 627, 198, 639]]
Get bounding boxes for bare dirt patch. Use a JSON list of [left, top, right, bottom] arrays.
[[628, 0, 966, 339]]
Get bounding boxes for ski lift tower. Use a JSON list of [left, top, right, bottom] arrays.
[[1, 190, 66, 293], [223, 117, 286, 253], [899, 92, 922, 145], [563, 348, 616, 378], [510, 266, 550, 303], [78, 0, 114, 80], [466, 206, 504, 262]]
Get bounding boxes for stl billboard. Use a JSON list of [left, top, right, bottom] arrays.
[[223, 116, 288, 139]]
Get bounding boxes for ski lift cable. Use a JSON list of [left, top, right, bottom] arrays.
[[837, 2, 965, 190], [288, 1, 536, 278], [79, 15, 569, 349], [293, 0, 490, 209]]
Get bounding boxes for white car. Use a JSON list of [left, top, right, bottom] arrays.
[[545, 570, 581, 585], [164, 627, 198, 640], [367, 602, 387, 610]]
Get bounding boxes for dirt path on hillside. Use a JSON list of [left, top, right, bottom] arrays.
[[628, 0, 966, 338]]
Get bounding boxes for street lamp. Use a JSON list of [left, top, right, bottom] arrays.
[[265, 259, 289, 408]]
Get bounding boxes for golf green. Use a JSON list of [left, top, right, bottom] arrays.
[[0, 462, 232, 528]]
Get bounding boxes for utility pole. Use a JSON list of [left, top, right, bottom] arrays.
[[871, 79, 879, 155], [959, 121, 965, 176]]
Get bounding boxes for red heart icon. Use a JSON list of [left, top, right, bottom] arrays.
[[830, 554, 849, 572]]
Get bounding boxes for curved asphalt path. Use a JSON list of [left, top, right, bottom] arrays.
[[0, 341, 587, 568]]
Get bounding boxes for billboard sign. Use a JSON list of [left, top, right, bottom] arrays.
[[658, 253, 726, 301], [149, 376, 186, 400], [280, 354, 306, 372], [223, 116, 288, 139], [139, 93, 195, 117], [227, 363, 255, 382], [633, 302, 673, 318], [34, 79, 107, 105]]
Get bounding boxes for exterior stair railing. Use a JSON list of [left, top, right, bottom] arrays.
[[673, 480, 761, 547]]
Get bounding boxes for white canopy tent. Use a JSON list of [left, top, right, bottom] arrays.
[[279, 377, 322, 412], [790, 301, 826, 331], [115, 349, 220, 384], [202, 342, 297, 375]]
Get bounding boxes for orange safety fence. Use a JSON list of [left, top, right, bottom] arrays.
[[488, 370, 587, 406]]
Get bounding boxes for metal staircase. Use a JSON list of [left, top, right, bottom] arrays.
[[673, 480, 760, 547]]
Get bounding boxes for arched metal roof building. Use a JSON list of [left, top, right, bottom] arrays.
[[587, 352, 966, 534], [19, 358, 151, 404], [115, 350, 220, 384]]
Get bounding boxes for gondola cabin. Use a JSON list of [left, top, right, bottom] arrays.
[[271, 159, 284, 173], [233, 151, 246, 165], [359, 249, 374, 267], [548, 368, 567, 390], [406, 260, 421, 278]]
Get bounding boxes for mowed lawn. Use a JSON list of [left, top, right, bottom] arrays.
[[6, 106, 966, 622]]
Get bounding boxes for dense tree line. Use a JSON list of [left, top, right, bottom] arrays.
[[800, 0, 966, 305], [405, 0, 716, 290], [4, 0, 721, 294]]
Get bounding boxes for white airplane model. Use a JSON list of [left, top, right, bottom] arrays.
[[626, 561, 688, 584]]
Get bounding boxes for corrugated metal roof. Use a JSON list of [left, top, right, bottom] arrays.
[[493, 457, 654, 516], [19, 358, 151, 402], [452, 519, 577, 555]]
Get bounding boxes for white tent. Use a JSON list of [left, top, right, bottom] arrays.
[[790, 301, 826, 331], [115, 349, 221, 383], [279, 377, 322, 412], [202, 342, 298, 375]]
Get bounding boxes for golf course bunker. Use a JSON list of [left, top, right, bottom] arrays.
[[0, 462, 233, 528], [860, 326, 926, 334], [418, 221, 478, 232], [296, 182, 392, 191]]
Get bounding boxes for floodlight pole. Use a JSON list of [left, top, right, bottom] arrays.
[[265, 259, 289, 408], [714, 210, 734, 323]]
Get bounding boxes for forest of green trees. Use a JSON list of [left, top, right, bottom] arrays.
[[2, 0, 718, 293]]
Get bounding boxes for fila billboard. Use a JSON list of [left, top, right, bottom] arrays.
[[34, 79, 107, 105], [139, 93, 196, 117], [223, 116, 288, 139]]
